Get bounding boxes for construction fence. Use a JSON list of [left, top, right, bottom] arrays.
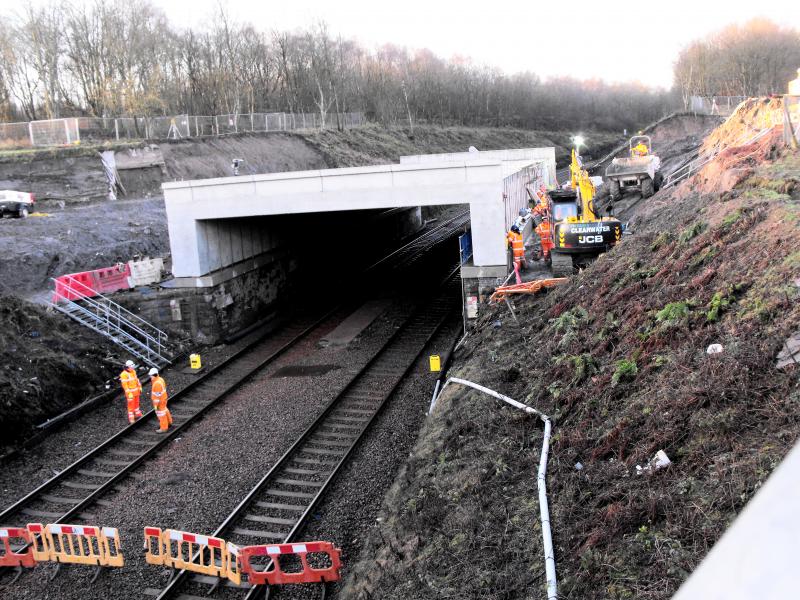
[[0, 111, 367, 148], [689, 96, 747, 116]]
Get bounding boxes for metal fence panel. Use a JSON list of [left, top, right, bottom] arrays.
[[30, 118, 80, 146], [0, 122, 31, 147], [1, 111, 366, 147], [689, 96, 747, 116]]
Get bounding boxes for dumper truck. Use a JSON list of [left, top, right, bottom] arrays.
[[604, 135, 662, 201]]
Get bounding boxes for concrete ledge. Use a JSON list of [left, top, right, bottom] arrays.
[[461, 262, 507, 279], [162, 249, 285, 288]]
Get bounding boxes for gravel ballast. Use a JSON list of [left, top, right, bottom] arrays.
[[2, 286, 454, 599]]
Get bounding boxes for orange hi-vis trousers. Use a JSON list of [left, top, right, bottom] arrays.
[[126, 392, 143, 424], [151, 376, 173, 431]]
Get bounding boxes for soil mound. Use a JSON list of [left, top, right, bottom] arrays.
[[0, 295, 117, 450], [701, 97, 784, 156], [343, 112, 800, 599]]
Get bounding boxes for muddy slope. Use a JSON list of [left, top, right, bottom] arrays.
[[342, 107, 800, 599], [0, 296, 117, 448], [160, 133, 328, 180]]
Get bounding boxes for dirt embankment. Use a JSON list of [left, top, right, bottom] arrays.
[[342, 109, 800, 599], [0, 296, 118, 450], [299, 124, 619, 168]]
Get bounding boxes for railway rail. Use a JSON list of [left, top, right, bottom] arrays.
[[0, 209, 468, 571], [151, 270, 461, 600]]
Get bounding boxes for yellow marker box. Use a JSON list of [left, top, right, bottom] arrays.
[[429, 355, 441, 372], [190, 354, 202, 369]]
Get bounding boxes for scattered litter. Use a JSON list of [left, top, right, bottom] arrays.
[[575, 462, 583, 471], [706, 343, 724, 354], [491, 320, 502, 329], [636, 449, 672, 475], [776, 331, 800, 369]]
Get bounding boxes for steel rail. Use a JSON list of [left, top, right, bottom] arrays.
[[0, 310, 335, 528], [154, 268, 461, 600], [1, 210, 470, 527], [0, 213, 469, 569]]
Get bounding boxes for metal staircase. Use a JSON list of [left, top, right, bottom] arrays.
[[50, 274, 172, 368]]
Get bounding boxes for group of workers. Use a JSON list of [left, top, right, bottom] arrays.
[[119, 360, 173, 432], [506, 185, 555, 279]]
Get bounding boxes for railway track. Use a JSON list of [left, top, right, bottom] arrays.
[[0, 209, 468, 549], [151, 271, 461, 600], [0, 311, 335, 530]]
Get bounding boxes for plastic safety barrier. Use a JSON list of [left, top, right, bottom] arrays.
[[226, 542, 242, 585], [26, 523, 124, 567], [0, 527, 36, 568], [144, 527, 227, 578], [92, 263, 132, 295], [239, 541, 342, 585]]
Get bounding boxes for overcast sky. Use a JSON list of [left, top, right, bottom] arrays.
[[5, 0, 800, 88]]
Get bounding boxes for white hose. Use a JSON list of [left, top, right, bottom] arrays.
[[434, 377, 557, 600]]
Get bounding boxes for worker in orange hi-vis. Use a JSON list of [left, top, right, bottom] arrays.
[[148, 367, 173, 433], [536, 215, 555, 263], [120, 360, 143, 424]]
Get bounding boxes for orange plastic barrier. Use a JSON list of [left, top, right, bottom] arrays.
[[226, 542, 242, 585], [239, 541, 342, 585], [0, 527, 36, 568], [144, 527, 227, 578], [26, 523, 124, 567], [490, 277, 568, 302]]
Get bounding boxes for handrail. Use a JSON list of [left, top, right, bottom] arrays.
[[54, 274, 168, 340], [51, 274, 171, 365], [51, 300, 168, 367], [52, 286, 167, 355]]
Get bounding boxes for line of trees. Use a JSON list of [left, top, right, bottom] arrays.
[[674, 19, 800, 107], [0, 1, 674, 131]]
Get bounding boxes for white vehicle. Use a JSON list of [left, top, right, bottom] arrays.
[[0, 190, 35, 218]]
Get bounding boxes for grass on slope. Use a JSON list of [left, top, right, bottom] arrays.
[[342, 144, 799, 599]]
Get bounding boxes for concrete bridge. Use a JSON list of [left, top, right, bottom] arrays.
[[157, 147, 554, 341], [163, 147, 554, 285]]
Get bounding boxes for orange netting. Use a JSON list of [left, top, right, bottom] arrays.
[[490, 278, 568, 302]]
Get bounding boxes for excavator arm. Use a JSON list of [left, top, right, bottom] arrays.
[[569, 149, 599, 221]]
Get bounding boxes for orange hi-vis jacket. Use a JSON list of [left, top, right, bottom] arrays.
[[150, 376, 168, 408], [120, 368, 142, 399], [632, 143, 648, 157], [507, 230, 525, 260], [536, 219, 554, 252]]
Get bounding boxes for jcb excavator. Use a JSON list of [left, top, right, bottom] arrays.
[[547, 149, 623, 276]]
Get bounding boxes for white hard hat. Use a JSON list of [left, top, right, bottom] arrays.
[[125, 360, 135, 368], [148, 367, 159, 376]]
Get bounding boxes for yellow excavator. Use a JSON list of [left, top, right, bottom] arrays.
[[547, 149, 623, 276]]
